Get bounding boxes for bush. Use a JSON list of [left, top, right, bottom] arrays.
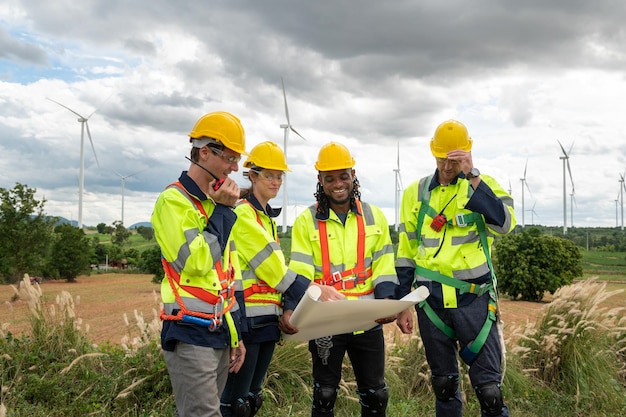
[[509, 279, 626, 414], [494, 228, 583, 301]]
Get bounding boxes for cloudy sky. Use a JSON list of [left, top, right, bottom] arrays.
[[2, 1, 626, 231]]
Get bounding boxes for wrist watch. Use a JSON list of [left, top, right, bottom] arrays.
[[466, 167, 480, 179]]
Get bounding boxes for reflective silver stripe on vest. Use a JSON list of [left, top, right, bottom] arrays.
[[245, 304, 281, 318], [291, 251, 314, 265], [163, 297, 239, 315], [415, 263, 490, 282], [249, 242, 279, 270]]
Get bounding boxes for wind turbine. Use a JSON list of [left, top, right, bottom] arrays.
[[616, 190, 621, 228], [618, 172, 626, 230], [527, 202, 539, 225], [519, 159, 532, 227], [114, 169, 145, 226], [279, 77, 307, 233], [393, 140, 403, 231], [570, 192, 577, 228], [47, 97, 101, 230], [557, 140, 575, 234]]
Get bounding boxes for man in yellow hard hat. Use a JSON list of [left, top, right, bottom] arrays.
[[151, 111, 248, 417], [288, 142, 399, 417], [395, 120, 516, 417]]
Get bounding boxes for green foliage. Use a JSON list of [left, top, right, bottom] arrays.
[[0, 183, 56, 283], [136, 225, 154, 241], [138, 245, 165, 283], [111, 220, 131, 246], [0, 277, 174, 417], [494, 228, 583, 301], [49, 224, 94, 282], [1, 276, 626, 416]]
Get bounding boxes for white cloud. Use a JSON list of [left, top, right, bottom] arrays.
[[1, 1, 626, 230]]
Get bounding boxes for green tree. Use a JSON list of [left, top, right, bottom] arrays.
[[111, 220, 131, 246], [0, 183, 56, 283], [49, 224, 93, 282], [494, 228, 583, 301], [96, 222, 107, 234], [138, 245, 164, 283], [136, 225, 154, 241]]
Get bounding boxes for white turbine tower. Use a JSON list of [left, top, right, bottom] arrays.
[[47, 97, 101, 230], [279, 77, 307, 233], [527, 201, 539, 225], [618, 172, 626, 230], [114, 169, 144, 226], [557, 140, 575, 234], [393, 140, 403, 231], [616, 195, 620, 228], [519, 159, 532, 227], [570, 192, 576, 228]]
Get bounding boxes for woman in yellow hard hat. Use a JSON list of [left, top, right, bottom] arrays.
[[221, 141, 342, 417]]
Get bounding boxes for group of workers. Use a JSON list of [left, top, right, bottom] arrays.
[[150, 111, 517, 417]]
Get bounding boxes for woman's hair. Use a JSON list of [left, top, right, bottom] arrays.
[[315, 176, 361, 214]]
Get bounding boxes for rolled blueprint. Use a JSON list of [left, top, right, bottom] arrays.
[[284, 286, 429, 341]]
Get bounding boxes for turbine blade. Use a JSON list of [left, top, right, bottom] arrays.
[[47, 97, 85, 119], [525, 180, 532, 197], [557, 140, 567, 156], [85, 121, 100, 168], [567, 141, 575, 155], [566, 160, 574, 192], [281, 77, 291, 125], [290, 126, 307, 141]]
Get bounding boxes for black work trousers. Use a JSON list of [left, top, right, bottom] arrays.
[[309, 327, 386, 417]]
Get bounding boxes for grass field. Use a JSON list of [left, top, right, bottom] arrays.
[[0, 247, 624, 345]]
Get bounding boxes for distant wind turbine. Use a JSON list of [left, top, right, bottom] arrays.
[[527, 202, 539, 225], [557, 140, 575, 234], [393, 140, 403, 231], [570, 192, 577, 228], [619, 172, 626, 230], [47, 97, 101, 230], [114, 169, 145, 226], [519, 159, 532, 228], [279, 77, 307, 233]]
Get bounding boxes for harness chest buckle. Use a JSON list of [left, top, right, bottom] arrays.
[[455, 213, 468, 227], [330, 271, 343, 284]]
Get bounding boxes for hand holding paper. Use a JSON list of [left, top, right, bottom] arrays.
[[283, 286, 429, 341]]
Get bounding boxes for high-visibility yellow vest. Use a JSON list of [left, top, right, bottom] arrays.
[[152, 182, 239, 331], [289, 200, 398, 301], [233, 199, 297, 318], [396, 174, 516, 308]]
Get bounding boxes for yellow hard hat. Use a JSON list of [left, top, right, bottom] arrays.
[[188, 111, 248, 155], [243, 141, 291, 171], [315, 142, 355, 171], [430, 120, 473, 158]]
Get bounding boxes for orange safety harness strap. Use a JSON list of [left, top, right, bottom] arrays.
[[239, 199, 282, 306], [160, 181, 236, 327], [315, 199, 374, 296]]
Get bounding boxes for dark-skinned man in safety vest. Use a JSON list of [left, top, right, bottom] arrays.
[[395, 120, 516, 417], [287, 142, 399, 417], [152, 111, 248, 417]]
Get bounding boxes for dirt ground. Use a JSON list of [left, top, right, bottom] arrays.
[[0, 274, 622, 345]]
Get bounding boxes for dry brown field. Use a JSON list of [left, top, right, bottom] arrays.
[[0, 273, 623, 345]]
